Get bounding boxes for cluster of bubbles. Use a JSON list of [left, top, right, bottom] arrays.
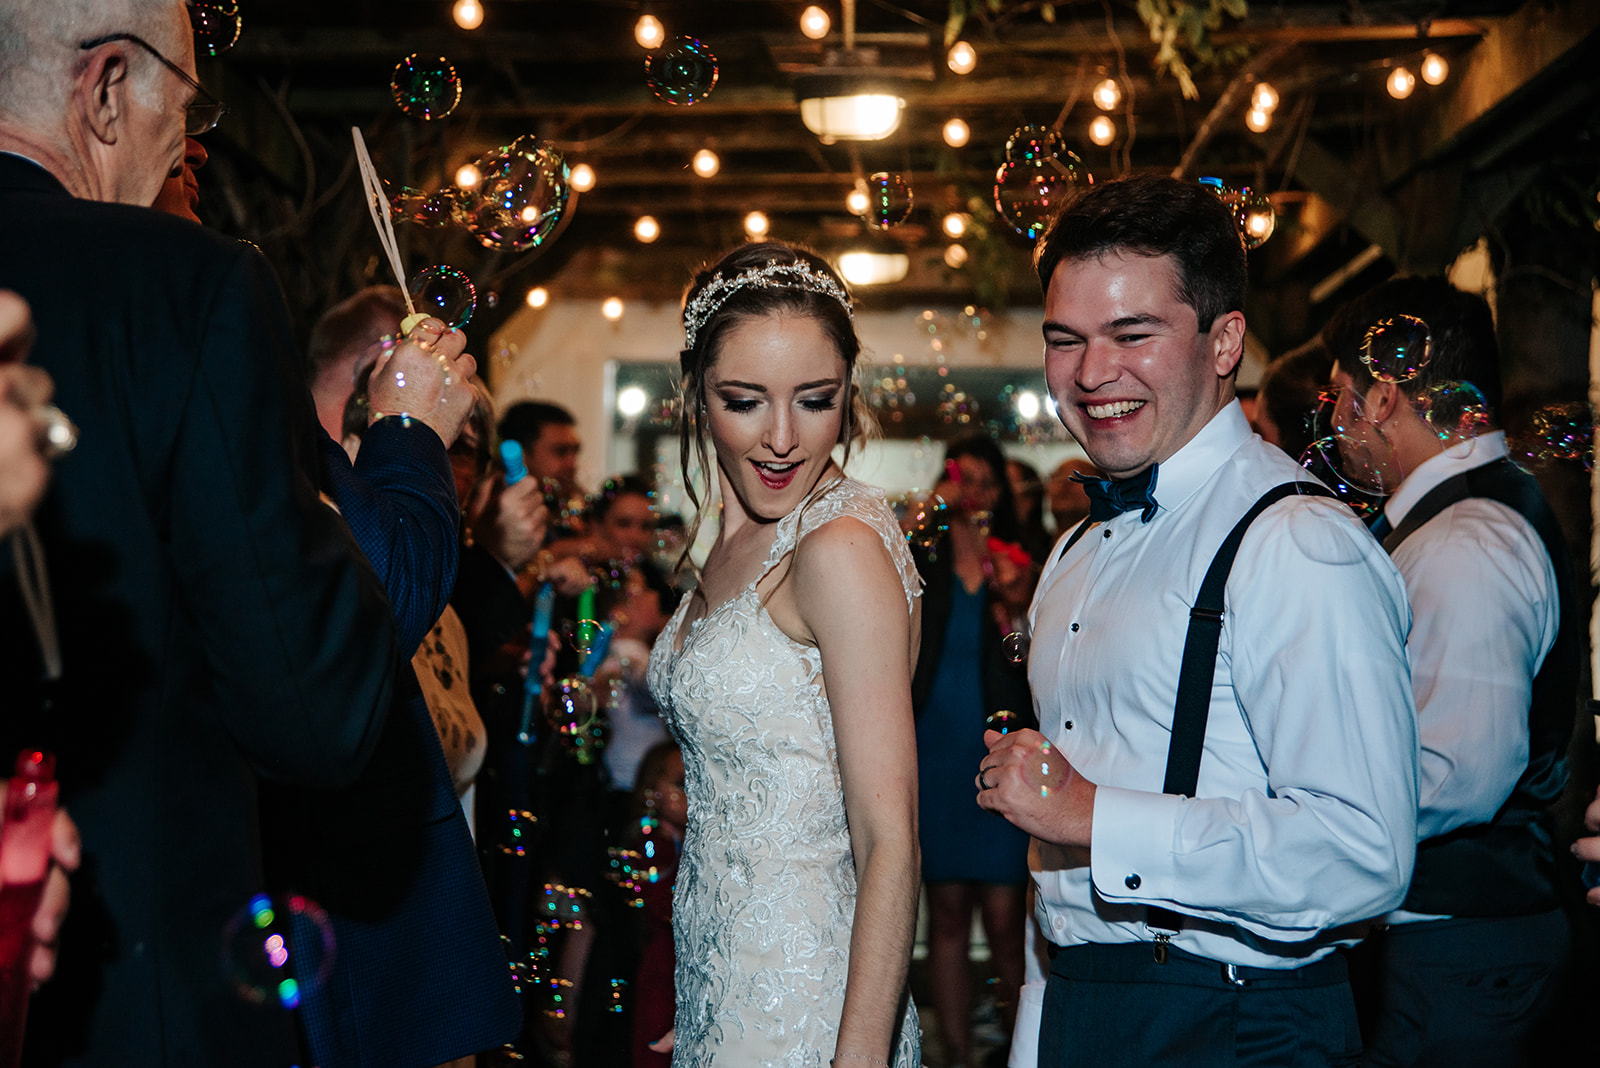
[[191, 1, 241, 56], [537, 883, 592, 933], [389, 136, 572, 254], [935, 382, 978, 425], [220, 893, 335, 1012], [498, 807, 536, 858], [867, 172, 914, 229], [900, 494, 951, 553], [390, 54, 462, 121], [1199, 177, 1276, 250], [994, 125, 1093, 240], [645, 37, 720, 105], [408, 265, 477, 329], [866, 367, 916, 423], [1516, 402, 1594, 470]]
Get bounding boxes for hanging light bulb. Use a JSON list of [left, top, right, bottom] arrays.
[[455, 162, 482, 190], [1245, 107, 1272, 133], [1089, 115, 1116, 146], [1387, 66, 1416, 99], [744, 211, 770, 238], [1250, 81, 1279, 113], [1092, 78, 1122, 111], [692, 149, 720, 178], [800, 5, 830, 40], [453, 0, 484, 30], [941, 213, 968, 239], [602, 297, 625, 321], [569, 163, 596, 192], [526, 286, 549, 309], [944, 244, 968, 269], [633, 216, 660, 243], [846, 187, 869, 215], [1420, 52, 1449, 85], [634, 14, 665, 49], [943, 117, 970, 147], [947, 41, 976, 75]]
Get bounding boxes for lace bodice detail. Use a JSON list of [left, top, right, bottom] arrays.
[[647, 476, 922, 1068]]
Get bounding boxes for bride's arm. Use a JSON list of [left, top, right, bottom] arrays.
[[794, 516, 920, 1066]]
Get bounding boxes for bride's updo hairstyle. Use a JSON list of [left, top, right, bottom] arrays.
[[676, 241, 872, 564]]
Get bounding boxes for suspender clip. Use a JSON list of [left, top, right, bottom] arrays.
[[1152, 933, 1170, 964]]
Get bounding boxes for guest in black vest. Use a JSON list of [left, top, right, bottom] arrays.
[[1325, 276, 1578, 1067]]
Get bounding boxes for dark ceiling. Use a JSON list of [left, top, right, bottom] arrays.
[[194, 0, 1599, 349]]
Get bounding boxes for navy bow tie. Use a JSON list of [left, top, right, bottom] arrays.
[[1073, 465, 1160, 524]]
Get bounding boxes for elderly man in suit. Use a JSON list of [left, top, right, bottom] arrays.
[[0, 1, 471, 1064]]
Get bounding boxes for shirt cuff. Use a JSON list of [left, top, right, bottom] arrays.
[[1090, 784, 1184, 906]]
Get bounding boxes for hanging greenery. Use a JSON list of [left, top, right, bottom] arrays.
[[1136, 0, 1249, 99]]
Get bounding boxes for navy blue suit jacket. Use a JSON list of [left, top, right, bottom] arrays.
[[0, 154, 397, 1067], [257, 423, 521, 1067]]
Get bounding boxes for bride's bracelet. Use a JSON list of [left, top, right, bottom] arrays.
[[830, 1055, 889, 1068]]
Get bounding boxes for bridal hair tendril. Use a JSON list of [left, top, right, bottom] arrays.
[[682, 260, 853, 351]]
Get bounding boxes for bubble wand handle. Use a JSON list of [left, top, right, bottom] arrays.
[[350, 127, 424, 333], [500, 440, 528, 485], [517, 583, 557, 746], [0, 751, 58, 1068], [577, 623, 613, 681]]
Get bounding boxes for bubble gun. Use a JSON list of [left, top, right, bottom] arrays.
[[0, 751, 58, 1068], [517, 582, 557, 746], [500, 440, 528, 486]]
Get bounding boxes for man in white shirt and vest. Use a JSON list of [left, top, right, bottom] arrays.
[[976, 174, 1421, 1068], [1325, 276, 1575, 1067]]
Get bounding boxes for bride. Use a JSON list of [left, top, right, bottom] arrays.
[[647, 242, 923, 1068]]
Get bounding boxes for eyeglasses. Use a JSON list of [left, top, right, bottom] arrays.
[[78, 33, 227, 135]]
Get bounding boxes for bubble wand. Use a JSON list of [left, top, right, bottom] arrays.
[[351, 126, 428, 336]]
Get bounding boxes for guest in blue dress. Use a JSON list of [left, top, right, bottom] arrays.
[[908, 433, 1038, 1067]]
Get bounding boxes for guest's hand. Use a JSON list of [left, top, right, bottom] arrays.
[[648, 1028, 675, 1054], [1573, 784, 1600, 906], [1, 291, 54, 537], [470, 474, 549, 573], [0, 786, 81, 988], [366, 317, 477, 446], [975, 727, 1095, 848]]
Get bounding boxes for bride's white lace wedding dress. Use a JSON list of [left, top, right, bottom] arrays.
[[648, 476, 923, 1068]]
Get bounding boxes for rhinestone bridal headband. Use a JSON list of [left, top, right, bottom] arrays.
[[682, 260, 853, 350]]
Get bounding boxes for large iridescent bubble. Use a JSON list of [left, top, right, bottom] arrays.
[[1005, 125, 1066, 164], [1361, 315, 1432, 383], [460, 137, 571, 252], [390, 54, 462, 121], [1518, 402, 1594, 469], [408, 265, 478, 329], [190, 1, 241, 56], [994, 151, 1090, 240], [645, 37, 719, 105], [220, 893, 336, 1011], [389, 185, 461, 228]]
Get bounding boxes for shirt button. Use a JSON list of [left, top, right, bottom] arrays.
[[1070, 622, 1080, 632], [1125, 874, 1141, 890], [1102, 529, 1112, 538], [1064, 720, 1073, 730]]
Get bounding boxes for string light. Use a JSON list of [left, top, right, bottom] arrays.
[[1245, 107, 1272, 133], [633, 216, 660, 243], [452, 0, 484, 30], [941, 213, 968, 239], [602, 297, 625, 321], [846, 187, 869, 215], [947, 41, 976, 75], [1089, 115, 1116, 146], [526, 287, 549, 309], [569, 163, 595, 192], [1387, 66, 1416, 99], [1420, 52, 1449, 85], [744, 211, 770, 238], [1250, 82, 1279, 113], [944, 244, 968, 268], [455, 163, 482, 189], [800, 6, 830, 40], [692, 149, 720, 178], [1092, 78, 1121, 111], [943, 117, 970, 147], [634, 15, 664, 49]]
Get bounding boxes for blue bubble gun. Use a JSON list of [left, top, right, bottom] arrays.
[[501, 440, 528, 485], [577, 622, 614, 680], [517, 582, 557, 746]]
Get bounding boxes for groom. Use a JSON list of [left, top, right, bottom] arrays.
[[977, 174, 1420, 1066]]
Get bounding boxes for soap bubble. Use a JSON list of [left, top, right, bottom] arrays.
[[1298, 437, 1386, 519], [1005, 125, 1065, 164], [1415, 380, 1489, 445], [902, 494, 950, 550], [1361, 315, 1431, 383], [220, 893, 335, 1011], [499, 807, 537, 858], [190, 1, 241, 56], [866, 172, 913, 229], [544, 677, 598, 738], [1519, 402, 1594, 469], [538, 883, 592, 931], [1298, 388, 1390, 517], [390, 54, 462, 121], [389, 185, 461, 227], [408, 265, 477, 329], [1000, 630, 1030, 664], [645, 37, 720, 105], [461, 137, 571, 252], [986, 709, 1023, 735], [561, 618, 605, 660], [1233, 188, 1276, 250], [994, 153, 1090, 240]]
